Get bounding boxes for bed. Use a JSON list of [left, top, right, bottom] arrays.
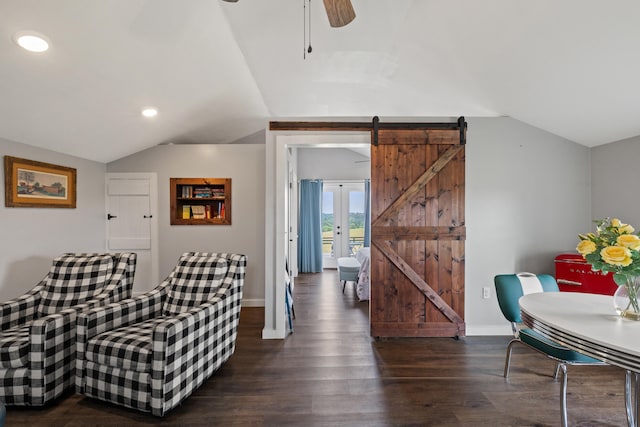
[[355, 247, 370, 301]]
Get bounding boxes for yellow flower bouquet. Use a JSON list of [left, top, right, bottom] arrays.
[[577, 218, 640, 318]]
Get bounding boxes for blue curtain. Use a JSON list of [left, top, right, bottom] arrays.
[[298, 179, 323, 272], [364, 179, 371, 247]]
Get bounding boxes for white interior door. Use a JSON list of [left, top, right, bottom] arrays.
[[287, 148, 299, 278], [106, 173, 158, 293], [322, 182, 365, 269]]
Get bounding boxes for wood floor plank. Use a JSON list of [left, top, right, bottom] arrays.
[[5, 270, 628, 426]]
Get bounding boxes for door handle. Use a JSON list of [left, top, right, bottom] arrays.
[[144, 215, 153, 218], [107, 214, 117, 220]]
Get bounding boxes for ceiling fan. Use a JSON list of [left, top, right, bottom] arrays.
[[221, 0, 356, 27]]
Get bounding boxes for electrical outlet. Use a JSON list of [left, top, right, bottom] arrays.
[[482, 287, 490, 299]]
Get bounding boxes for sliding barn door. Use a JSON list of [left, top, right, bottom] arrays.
[[370, 125, 466, 338]]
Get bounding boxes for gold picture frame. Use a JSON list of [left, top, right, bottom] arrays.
[[4, 156, 76, 208]]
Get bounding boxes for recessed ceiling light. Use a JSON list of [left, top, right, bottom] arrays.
[[13, 31, 50, 53], [141, 108, 158, 118]]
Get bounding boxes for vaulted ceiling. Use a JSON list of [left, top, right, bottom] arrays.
[[2, 1, 639, 163]]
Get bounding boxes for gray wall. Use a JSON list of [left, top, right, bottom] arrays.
[[0, 137, 107, 301], [466, 117, 592, 333], [591, 135, 640, 226], [107, 144, 266, 305]]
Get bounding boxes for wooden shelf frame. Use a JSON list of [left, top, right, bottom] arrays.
[[170, 178, 231, 225]]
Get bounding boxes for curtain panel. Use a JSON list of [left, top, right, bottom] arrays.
[[298, 179, 323, 272]]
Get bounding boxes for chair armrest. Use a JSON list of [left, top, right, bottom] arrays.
[[75, 285, 168, 393], [0, 279, 46, 329], [79, 286, 167, 342], [28, 307, 81, 405], [148, 285, 243, 416]]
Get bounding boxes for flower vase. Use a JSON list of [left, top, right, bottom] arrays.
[[613, 277, 640, 321]]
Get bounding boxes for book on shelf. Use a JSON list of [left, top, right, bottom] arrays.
[[182, 205, 191, 219], [191, 205, 206, 219], [181, 186, 193, 198], [212, 202, 225, 219], [193, 187, 212, 198]]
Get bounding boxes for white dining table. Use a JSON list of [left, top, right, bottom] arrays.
[[520, 292, 640, 427]]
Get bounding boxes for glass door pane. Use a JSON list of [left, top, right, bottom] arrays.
[[322, 190, 335, 259], [348, 190, 365, 256], [321, 182, 366, 269]]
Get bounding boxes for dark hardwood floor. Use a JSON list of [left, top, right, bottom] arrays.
[[7, 270, 628, 426]]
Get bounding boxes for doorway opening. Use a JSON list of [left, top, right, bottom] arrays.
[[264, 133, 370, 339], [322, 181, 366, 269]]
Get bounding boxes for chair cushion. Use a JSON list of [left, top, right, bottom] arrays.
[[163, 256, 228, 315], [37, 254, 114, 316], [0, 324, 30, 369], [338, 257, 361, 281], [337, 257, 360, 272], [520, 328, 601, 363], [85, 317, 169, 372]]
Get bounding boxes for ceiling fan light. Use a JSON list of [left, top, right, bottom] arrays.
[[13, 31, 50, 52], [142, 108, 158, 118]]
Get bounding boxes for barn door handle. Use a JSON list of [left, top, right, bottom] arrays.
[[144, 215, 153, 218], [107, 214, 117, 220]]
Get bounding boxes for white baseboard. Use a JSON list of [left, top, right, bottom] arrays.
[[466, 324, 511, 336]]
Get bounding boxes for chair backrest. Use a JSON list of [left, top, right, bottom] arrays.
[[37, 252, 135, 316], [162, 252, 236, 315], [494, 273, 559, 323]]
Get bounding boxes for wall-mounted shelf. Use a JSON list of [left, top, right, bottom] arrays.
[[170, 178, 231, 225]]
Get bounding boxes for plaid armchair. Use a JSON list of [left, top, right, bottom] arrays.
[[75, 252, 246, 416], [0, 252, 136, 406]]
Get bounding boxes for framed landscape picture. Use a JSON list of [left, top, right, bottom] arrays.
[[4, 156, 76, 208]]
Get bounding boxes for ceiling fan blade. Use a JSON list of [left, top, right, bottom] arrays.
[[322, 0, 356, 27]]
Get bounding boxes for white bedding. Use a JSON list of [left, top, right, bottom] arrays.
[[355, 247, 370, 301]]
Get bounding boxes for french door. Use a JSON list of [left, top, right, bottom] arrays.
[[322, 182, 366, 269]]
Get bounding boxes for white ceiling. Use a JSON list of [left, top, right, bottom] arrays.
[[2, 0, 640, 163]]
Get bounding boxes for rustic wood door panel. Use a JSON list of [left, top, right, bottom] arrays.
[[370, 127, 466, 338]]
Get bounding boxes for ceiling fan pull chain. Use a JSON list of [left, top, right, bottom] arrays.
[[307, 0, 312, 54]]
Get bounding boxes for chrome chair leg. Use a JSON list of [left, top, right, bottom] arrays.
[[559, 363, 568, 427], [625, 370, 638, 427], [503, 339, 518, 379], [553, 362, 561, 380]]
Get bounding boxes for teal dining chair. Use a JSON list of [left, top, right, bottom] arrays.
[[494, 273, 606, 427]]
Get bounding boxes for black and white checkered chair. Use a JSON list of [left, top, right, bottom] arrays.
[[75, 252, 246, 416], [0, 252, 136, 406]]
